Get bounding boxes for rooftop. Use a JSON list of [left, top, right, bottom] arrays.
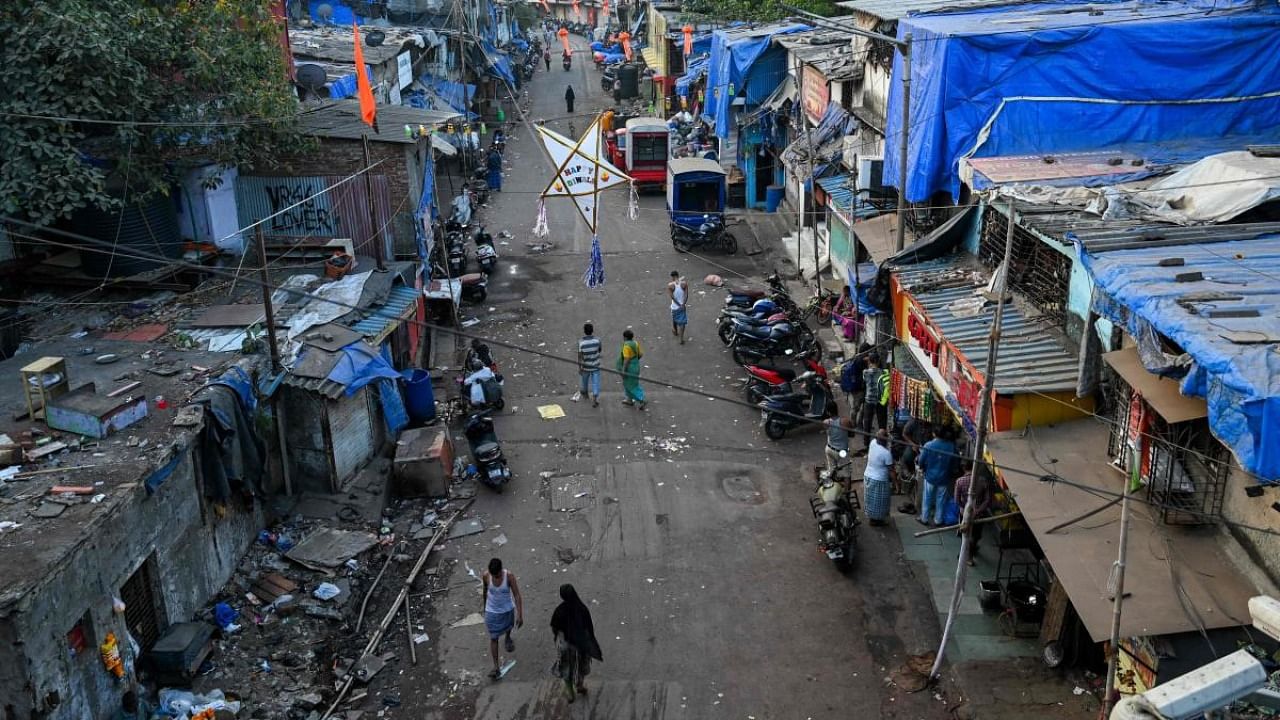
[[297, 101, 463, 144], [777, 31, 863, 81], [893, 255, 1080, 393], [290, 24, 436, 66], [835, 0, 1025, 20], [0, 337, 240, 612]]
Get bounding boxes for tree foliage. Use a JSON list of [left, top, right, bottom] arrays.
[[0, 0, 309, 226], [679, 0, 839, 23]]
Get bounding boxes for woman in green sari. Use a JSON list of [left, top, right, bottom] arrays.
[[616, 328, 646, 409]]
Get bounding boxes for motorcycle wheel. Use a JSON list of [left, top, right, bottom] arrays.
[[764, 415, 787, 440], [672, 235, 691, 253], [721, 232, 738, 255], [804, 341, 824, 362], [472, 287, 488, 303], [731, 347, 754, 367], [717, 322, 734, 346], [495, 397, 505, 411]]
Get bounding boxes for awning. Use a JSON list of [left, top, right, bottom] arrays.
[[641, 46, 661, 70], [1103, 347, 1208, 423], [851, 213, 899, 265], [430, 134, 457, 157], [988, 419, 1256, 641], [885, 204, 978, 266]]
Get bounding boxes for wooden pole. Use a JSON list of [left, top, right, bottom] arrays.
[[256, 228, 292, 496], [894, 33, 912, 253], [911, 510, 1022, 538], [1103, 455, 1136, 716], [927, 198, 1017, 681]]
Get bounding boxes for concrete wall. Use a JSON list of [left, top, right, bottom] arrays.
[[1222, 465, 1280, 590], [2, 450, 263, 720]]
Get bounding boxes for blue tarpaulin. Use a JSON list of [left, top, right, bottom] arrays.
[[1080, 235, 1280, 482], [476, 40, 517, 85], [676, 55, 709, 98], [706, 23, 808, 139], [417, 75, 476, 117], [327, 342, 403, 397], [884, 0, 1280, 202], [329, 67, 375, 100]]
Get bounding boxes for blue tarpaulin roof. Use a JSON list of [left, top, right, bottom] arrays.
[[706, 22, 808, 138], [327, 342, 403, 397], [351, 283, 421, 340], [884, 0, 1280, 202], [676, 55, 709, 97], [816, 175, 882, 218], [1080, 235, 1280, 482], [416, 75, 476, 117]]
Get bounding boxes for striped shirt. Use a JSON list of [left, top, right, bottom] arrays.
[[579, 336, 602, 371]]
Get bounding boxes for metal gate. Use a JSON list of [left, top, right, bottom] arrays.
[[120, 555, 163, 649]]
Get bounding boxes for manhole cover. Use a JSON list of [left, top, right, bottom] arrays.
[[721, 475, 766, 504]]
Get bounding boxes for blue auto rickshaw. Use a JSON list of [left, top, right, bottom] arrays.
[[666, 158, 726, 231]]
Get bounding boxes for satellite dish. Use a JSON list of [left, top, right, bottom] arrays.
[[365, 29, 386, 46], [296, 64, 328, 91], [316, 3, 334, 22]]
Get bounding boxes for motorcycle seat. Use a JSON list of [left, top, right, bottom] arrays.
[[727, 287, 766, 299], [459, 273, 485, 283], [770, 368, 797, 381], [769, 392, 806, 402], [737, 324, 774, 340], [475, 441, 501, 457], [767, 324, 795, 339]]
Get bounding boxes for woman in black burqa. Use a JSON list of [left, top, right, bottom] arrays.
[[550, 583, 602, 701]]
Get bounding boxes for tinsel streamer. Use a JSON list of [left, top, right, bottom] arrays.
[[583, 235, 605, 288], [533, 199, 549, 238], [628, 182, 639, 221]]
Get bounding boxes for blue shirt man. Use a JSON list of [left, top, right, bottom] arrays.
[[917, 436, 956, 487]]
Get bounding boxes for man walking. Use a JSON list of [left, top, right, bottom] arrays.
[[577, 322, 602, 407], [482, 557, 524, 680], [857, 354, 889, 454], [916, 426, 957, 527], [544, 48, 552, 71], [954, 461, 994, 565], [668, 270, 689, 344], [838, 346, 870, 421]]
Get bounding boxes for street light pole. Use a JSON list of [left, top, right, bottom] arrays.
[[895, 34, 911, 253]]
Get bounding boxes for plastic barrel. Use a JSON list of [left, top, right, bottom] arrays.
[[402, 369, 437, 422], [619, 63, 639, 99], [764, 185, 785, 213]]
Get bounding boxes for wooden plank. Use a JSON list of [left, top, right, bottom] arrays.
[[263, 573, 298, 592], [49, 485, 95, 495], [1039, 577, 1071, 647], [107, 381, 143, 398], [26, 441, 68, 460]]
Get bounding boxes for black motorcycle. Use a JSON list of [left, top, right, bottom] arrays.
[[446, 233, 469, 277], [464, 413, 512, 491], [473, 225, 498, 273], [730, 321, 819, 366], [563, 54, 572, 71], [722, 272, 788, 310], [671, 216, 737, 254], [809, 457, 860, 568], [458, 272, 488, 303], [758, 370, 837, 440]]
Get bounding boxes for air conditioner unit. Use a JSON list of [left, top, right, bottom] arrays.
[[856, 156, 884, 191]]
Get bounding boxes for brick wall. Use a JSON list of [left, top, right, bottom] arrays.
[[272, 137, 428, 258]]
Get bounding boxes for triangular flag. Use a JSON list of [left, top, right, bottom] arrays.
[[537, 117, 629, 234], [353, 23, 379, 133]]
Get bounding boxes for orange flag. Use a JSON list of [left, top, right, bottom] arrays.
[[352, 23, 378, 132]]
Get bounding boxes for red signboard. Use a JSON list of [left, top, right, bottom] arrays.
[[802, 64, 830, 126]]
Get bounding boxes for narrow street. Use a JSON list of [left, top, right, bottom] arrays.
[[406, 36, 951, 720]]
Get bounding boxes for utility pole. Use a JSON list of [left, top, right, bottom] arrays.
[[1103, 452, 1136, 716], [362, 134, 388, 272], [795, 55, 819, 292], [894, 33, 912, 253], [255, 228, 292, 496], [927, 199, 1016, 682]]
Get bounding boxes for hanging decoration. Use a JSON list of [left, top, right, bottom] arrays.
[[619, 31, 632, 61], [683, 25, 694, 56], [540, 0, 549, 10], [533, 199, 549, 238], [602, 0, 610, 22], [558, 27, 571, 56], [571, 0, 581, 19], [535, 115, 631, 288]]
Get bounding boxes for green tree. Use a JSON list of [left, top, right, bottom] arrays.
[[0, 0, 309, 226], [679, 0, 839, 23]]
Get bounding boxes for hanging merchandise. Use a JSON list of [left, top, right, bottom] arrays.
[[100, 632, 125, 678], [535, 115, 632, 288], [619, 31, 632, 61], [683, 25, 694, 56]]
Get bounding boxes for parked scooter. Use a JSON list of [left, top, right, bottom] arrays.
[[458, 272, 488, 303], [446, 237, 469, 277], [459, 360, 505, 411], [671, 216, 738, 254], [742, 357, 827, 404], [464, 412, 512, 491], [758, 369, 837, 440], [809, 455, 859, 567]]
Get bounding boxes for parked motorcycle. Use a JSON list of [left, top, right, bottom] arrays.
[[742, 357, 827, 404], [716, 298, 783, 345], [730, 319, 818, 366], [446, 237, 469, 277], [809, 455, 859, 567], [464, 412, 512, 491], [758, 369, 837, 440], [671, 216, 738, 254], [722, 272, 788, 310], [459, 363, 505, 411]]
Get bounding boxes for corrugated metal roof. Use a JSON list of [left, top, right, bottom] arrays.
[[895, 257, 1080, 393], [816, 174, 881, 218], [837, 0, 1028, 20], [282, 374, 348, 400], [297, 101, 462, 144], [1013, 203, 1280, 253], [350, 283, 419, 342]]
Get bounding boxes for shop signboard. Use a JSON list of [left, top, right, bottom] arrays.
[[802, 64, 829, 126]]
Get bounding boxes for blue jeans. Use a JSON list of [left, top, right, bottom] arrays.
[[920, 482, 949, 525], [579, 369, 601, 396]]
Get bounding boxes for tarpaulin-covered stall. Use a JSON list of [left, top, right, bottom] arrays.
[[1080, 234, 1280, 482], [884, 0, 1280, 202], [705, 22, 808, 138]]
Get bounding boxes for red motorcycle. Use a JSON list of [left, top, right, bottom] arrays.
[[743, 357, 827, 405]]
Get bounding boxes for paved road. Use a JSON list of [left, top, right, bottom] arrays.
[[408, 34, 952, 720]]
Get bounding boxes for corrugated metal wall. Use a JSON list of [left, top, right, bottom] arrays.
[[236, 175, 393, 259], [745, 48, 789, 107], [330, 389, 374, 486]]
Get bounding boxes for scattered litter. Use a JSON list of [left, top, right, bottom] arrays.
[[492, 532, 509, 546], [285, 528, 378, 572], [90, 493, 106, 504], [353, 654, 386, 682], [461, 318, 481, 328], [570, 391, 582, 403], [450, 612, 486, 628], [644, 436, 689, 453], [312, 582, 342, 601], [30, 502, 67, 519], [413, 632, 430, 645], [498, 659, 516, 677], [537, 404, 566, 420], [527, 240, 555, 253], [0, 521, 22, 533], [1073, 686, 1087, 696], [574, 491, 590, 499]]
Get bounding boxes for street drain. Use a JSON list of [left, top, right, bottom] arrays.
[[721, 475, 766, 504]]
